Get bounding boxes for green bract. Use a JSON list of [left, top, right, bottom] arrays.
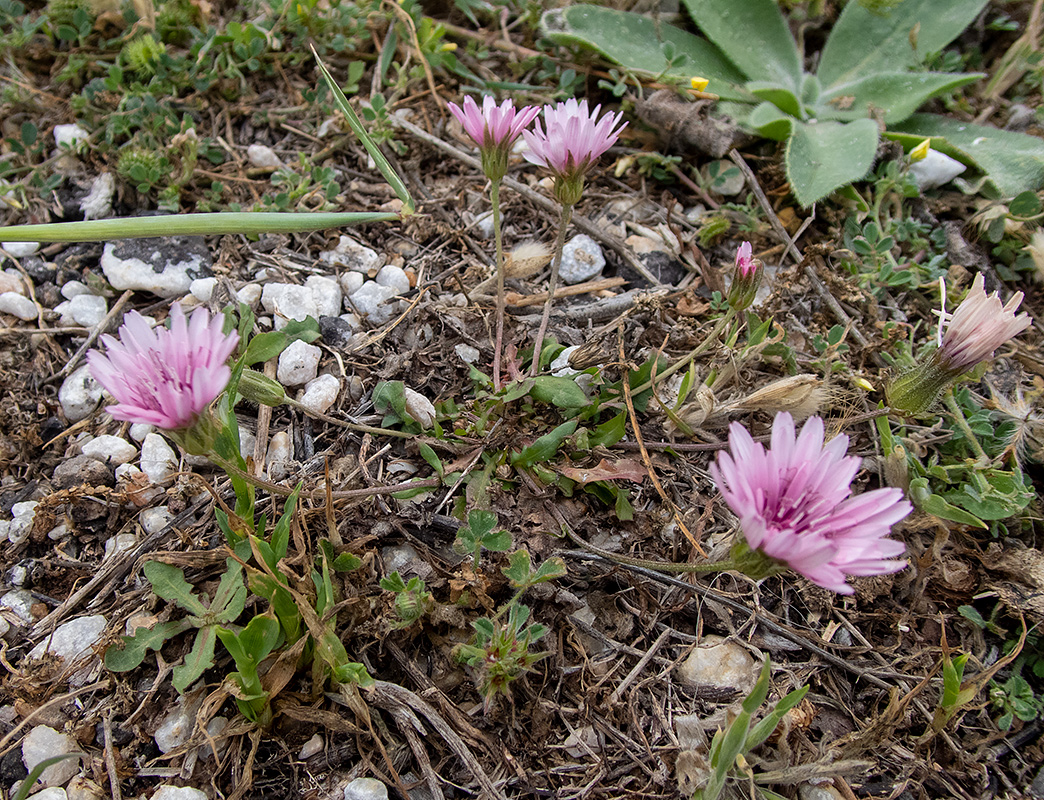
[[542, 0, 1044, 205]]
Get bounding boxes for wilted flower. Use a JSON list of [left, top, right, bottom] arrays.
[[710, 413, 911, 595], [87, 304, 239, 430], [522, 99, 626, 205], [888, 274, 1032, 414], [448, 95, 539, 183], [726, 241, 762, 311]]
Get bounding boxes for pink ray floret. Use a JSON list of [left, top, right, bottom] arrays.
[[448, 95, 540, 151], [710, 413, 912, 594], [735, 241, 755, 277], [939, 273, 1032, 373], [522, 98, 626, 178], [87, 304, 240, 430]]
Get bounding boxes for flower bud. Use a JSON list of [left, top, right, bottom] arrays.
[[726, 241, 762, 312], [238, 369, 287, 407]]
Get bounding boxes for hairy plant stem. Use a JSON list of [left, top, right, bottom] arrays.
[[630, 307, 736, 396], [530, 202, 574, 376], [943, 388, 991, 464], [490, 180, 506, 391]]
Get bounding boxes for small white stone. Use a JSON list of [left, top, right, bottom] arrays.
[[22, 725, 81, 788], [47, 522, 70, 541], [189, 277, 218, 303], [382, 543, 419, 574], [59, 366, 104, 422], [298, 733, 324, 760], [339, 271, 364, 296], [910, 149, 967, 190], [550, 346, 580, 377], [238, 426, 256, 462], [306, 275, 343, 318], [320, 235, 384, 273], [266, 431, 292, 481], [27, 615, 107, 665], [60, 280, 91, 300], [154, 694, 203, 754], [139, 506, 173, 534], [559, 234, 605, 284], [277, 339, 321, 386], [297, 374, 340, 415], [0, 590, 35, 625], [338, 312, 361, 330], [100, 241, 207, 299], [66, 294, 107, 327], [0, 292, 37, 321], [152, 786, 208, 800], [0, 519, 9, 544], [403, 387, 436, 428], [473, 210, 494, 239], [261, 283, 319, 330], [676, 635, 759, 694], [104, 533, 137, 560], [0, 617, 9, 638], [128, 423, 152, 442], [375, 265, 410, 295], [0, 241, 39, 258], [199, 716, 229, 761], [53, 123, 89, 151], [9, 501, 38, 545], [140, 433, 178, 485], [236, 284, 262, 306], [454, 343, 480, 363], [246, 144, 282, 169], [344, 777, 389, 800], [80, 434, 137, 466], [0, 270, 24, 294], [349, 281, 399, 324], [79, 172, 115, 220]]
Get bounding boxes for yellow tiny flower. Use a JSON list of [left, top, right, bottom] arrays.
[[852, 376, 875, 392], [690, 76, 709, 92], [441, 42, 457, 52], [910, 138, 931, 162]]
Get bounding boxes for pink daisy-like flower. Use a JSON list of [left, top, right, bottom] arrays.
[[87, 304, 239, 430], [735, 242, 755, 277], [710, 412, 912, 595], [727, 241, 762, 311], [938, 273, 1032, 373], [522, 99, 626, 205], [448, 95, 539, 183]]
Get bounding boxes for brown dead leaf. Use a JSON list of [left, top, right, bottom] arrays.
[[558, 458, 646, 486]]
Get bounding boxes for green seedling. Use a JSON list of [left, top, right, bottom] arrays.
[[693, 657, 809, 800], [544, 0, 1044, 204], [453, 509, 512, 570], [932, 626, 979, 732], [380, 571, 435, 628], [215, 613, 282, 725], [105, 559, 247, 693], [990, 673, 1043, 729]]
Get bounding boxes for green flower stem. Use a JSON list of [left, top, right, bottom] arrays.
[[630, 307, 736, 396], [530, 202, 574, 377], [0, 212, 401, 242], [490, 179, 507, 391], [943, 388, 991, 464]]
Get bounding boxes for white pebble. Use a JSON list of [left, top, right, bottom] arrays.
[[454, 343, 480, 364], [339, 271, 364, 296], [266, 431, 292, 481], [246, 144, 283, 169], [59, 366, 104, 422], [277, 339, 321, 386], [375, 265, 410, 295], [344, 777, 389, 800], [100, 241, 209, 299], [0, 590, 35, 625], [128, 423, 152, 442], [47, 522, 70, 541], [0, 270, 24, 294], [81, 434, 137, 465], [297, 373, 340, 415], [298, 733, 324, 760], [349, 281, 399, 324], [66, 776, 106, 800], [676, 635, 759, 694], [53, 123, 89, 151], [103, 533, 137, 560], [9, 501, 38, 545], [189, 277, 218, 303], [306, 275, 343, 318], [60, 280, 90, 300], [79, 172, 115, 220], [236, 284, 262, 306], [559, 234, 605, 284], [261, 283, 319, 330], [320, 235, 384, 273], [154, 693, 203, 754], [0, 519, 9, 544], [403, 387, 436, 429], [0, 241, 39, 258], [27, 615, 107, 663], [67, 294, 107, 327], [152, 788, 208, 800], [27, 786, 67, 800], [0, 291, 37, 321], [140, 433, 178, 485], [139, 506, 173, 534], [22, 725, 81, 788]]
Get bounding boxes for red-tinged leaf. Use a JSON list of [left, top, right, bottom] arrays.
[[559, 458, 647, 486]]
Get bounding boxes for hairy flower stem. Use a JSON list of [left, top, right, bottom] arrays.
[[630, 308, 736, 396], [943, 388, 991, 464], [490, 180, 507, 391], [530, 202, 573, 376]]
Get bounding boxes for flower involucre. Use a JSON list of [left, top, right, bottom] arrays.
[[88, 304, 239, 430], [710, 413, 912, 594], [938, 273, 1032, 373]]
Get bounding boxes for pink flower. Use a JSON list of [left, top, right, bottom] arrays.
[[727, 241, 761, 311], [87, 304, 239, 430], [735, 242, 755, 277], [448, 96, 539, 183], [938, 273, 1031, 373], [522, 99, 626, 204], [710, 413, 911, 594]]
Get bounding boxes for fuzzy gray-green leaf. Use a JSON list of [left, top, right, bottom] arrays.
[[785, 119, 879, 207]]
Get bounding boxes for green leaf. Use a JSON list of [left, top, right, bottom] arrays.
[[913, 481, 987, 528], [529, 375, 590, 409], [785, 119, 879, 207], [418, 443, 443, 478], [212, 560, 247, 623], [818, 72, 983, 124], [270, 484, 301, 564], [482, 528, 512, 552], [681, 0, 802, 91], [241, 331, 287, 365], [372, 380, 408, 422], [103, 619, 190, 672], [743, 657, 772, 713], [817, 0, 989, 89], [172, 626, 217, 692], [281, 316, 321, 343], [747, 102, 793, 140], [510, 420, 578, 469], [539, 5, 749, 100], [333, 552, 362, 572], [380, 571, 408, 592], [941, 469, 1034, 521], [143, 561, 209, 617], [503, 549, 534, 588], [467, 509, 498, 538], [531, 556, 568, 585], [589, 411, 627, 449], [1009, 190, 1042, 217], [13, 755, 81, 800], [747, 82, 802, 118]]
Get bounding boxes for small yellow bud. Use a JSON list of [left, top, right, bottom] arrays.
[[690, 76, 709, 92], [910, 138, 931, 162], [441, 42, 457, 52], [852, 376, 875, 392]]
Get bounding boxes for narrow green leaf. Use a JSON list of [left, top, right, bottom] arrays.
[[212, 560, 247, 622], [241, 331, 288, 366], [529, 375, 590, 409], [172, 626, 218, 693], [510, 420, 578, 468], [917, 489, 987, 528], [743, 658, 772, 713], [14, 755, 81, 800], [785, 119, 879, 207], [380, 571, 408, 592]]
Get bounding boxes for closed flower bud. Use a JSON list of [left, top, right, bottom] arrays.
[[238, 369, 287, 407], [726, 242, 762, 312]]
